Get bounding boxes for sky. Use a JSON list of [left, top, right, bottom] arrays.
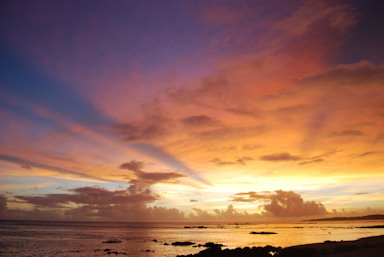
[[0, 0, 383, 222]]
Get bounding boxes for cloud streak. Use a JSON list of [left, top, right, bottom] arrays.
[[260, 153, 301, 162], [0, 154, 112, 182], [129, 143, 210, 185]]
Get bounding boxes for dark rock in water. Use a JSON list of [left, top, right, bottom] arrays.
[[250, 231, 277, 234], [102, 248, 127, 255], [164, 243, 169, 245], [153, 239, 158, 242], [172, 241, 196, 246], [203, 242, 224, 248], [103, 239, 122, 243], [109, 251, 127, 255], [196, 242, 224, 248], [184, 226, 207, 229]]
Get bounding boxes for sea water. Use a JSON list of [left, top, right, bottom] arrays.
[[0, 220, 383, 257]]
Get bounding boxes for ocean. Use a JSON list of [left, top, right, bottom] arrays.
[[0, 220, 383, 256]]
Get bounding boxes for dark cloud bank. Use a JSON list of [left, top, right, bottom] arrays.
[[1, 188, 328, 221]]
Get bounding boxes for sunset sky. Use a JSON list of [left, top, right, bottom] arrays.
[[0, 0, 383, 221]]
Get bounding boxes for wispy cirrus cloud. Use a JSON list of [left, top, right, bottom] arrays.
[[210, 157, 253, 166], [260, 153, 301, 162]]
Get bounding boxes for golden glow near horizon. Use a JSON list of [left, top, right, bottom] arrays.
[[0, 0, 383, 221]]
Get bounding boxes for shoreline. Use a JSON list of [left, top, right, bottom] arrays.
[[178, 234, 384, 257]]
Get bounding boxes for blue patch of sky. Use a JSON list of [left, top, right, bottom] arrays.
[[0, 42, 113, 126], [0, 174, 129, 195]]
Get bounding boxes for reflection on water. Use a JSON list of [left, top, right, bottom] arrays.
[[0, 220, 383, 257]]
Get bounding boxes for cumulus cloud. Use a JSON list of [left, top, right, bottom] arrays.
[[260, 153, 301, 162], [231, 190, 327, 217], [263, 190, 327, 217], [189, 204, 259, 222]]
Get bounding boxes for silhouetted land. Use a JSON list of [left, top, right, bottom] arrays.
[[358, 225, 384, 228], [306, 214, 384, 221], [250, 231, 277, 234], [177, 235, 384, 257], [172, 241, 196, 246], [102, 239, 122, 243]]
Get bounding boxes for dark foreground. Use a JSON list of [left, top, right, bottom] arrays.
[[178, 235, 384, 257]]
